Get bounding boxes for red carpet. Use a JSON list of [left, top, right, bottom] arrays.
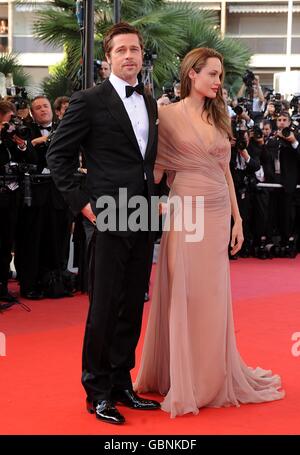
[[1, 257, 300, 435]]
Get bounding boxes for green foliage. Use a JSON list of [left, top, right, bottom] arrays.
[[31, 0, 251, 96], [41, 59, 74, 104], [0, 53, 31, 87]]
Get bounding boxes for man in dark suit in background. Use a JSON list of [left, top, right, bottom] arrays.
[[17, 96, 69, 299], [47, 22, 160, 425], [263, 111, 300, 253]]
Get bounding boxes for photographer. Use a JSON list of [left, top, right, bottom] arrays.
[[233, 103, 254, 129], [263, 111, 300, 256], [222, 88, 235, 118], [290, 95, 300, 120], [262, 119, 274, 143], [248, 123, 274, 257], [17, 96, 71, 299], [157, 81, 181, 106], [230, 124, 261, 257], [0, 101, 28, 307], [263, 100, 282, 131], [237, 72, 265, 123]]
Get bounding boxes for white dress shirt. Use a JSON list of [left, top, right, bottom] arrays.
[[109, 72, 149, 160], [38, 123, 52, 173], [39, 123, 52, 137]]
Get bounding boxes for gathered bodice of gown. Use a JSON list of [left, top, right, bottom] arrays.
[[154, 99, 231, 191]]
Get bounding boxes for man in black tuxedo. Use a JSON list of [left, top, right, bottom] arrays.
[[230, 128, 261, 256], [47, 22, 160, 425], [17, 96, 68, 299], [263, 112, 300, 251]]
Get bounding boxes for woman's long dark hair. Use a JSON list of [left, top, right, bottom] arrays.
[[180, 47, 231, 138]]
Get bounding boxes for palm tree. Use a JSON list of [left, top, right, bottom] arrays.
[[42, 58, 74, 102], [0, 53, 31, 87], [33, 0, 250, 97]]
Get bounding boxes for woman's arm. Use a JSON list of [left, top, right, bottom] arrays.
[[225, 163, 244, 255]]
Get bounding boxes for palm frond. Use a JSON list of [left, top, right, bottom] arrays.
[[0, 53, 31, 86], [41, 59, 73, 103]]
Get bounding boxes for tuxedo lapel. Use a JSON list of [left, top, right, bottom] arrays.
[[143, 94, 156, 159], [99, 80, 141, 156]]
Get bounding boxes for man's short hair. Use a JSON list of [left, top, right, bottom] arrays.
[[53, 96, 69, 112], [277, 111, 291, 121], [30, 95, 50, 109], [103, 22, 144, 55], [0, 100, 16, 115], [262, 119, 272, 128], [281, 100, 290, 111]]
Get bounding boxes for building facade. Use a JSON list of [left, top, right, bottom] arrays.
[[0, 0, 63, 86], [174, 0, 300, 86], [0, 1, 299, 88]]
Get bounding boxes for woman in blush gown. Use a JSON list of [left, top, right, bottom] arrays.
[[134, 48, 284, 418]]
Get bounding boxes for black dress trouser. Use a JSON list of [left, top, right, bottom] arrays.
[[81, 227, 150, 401]]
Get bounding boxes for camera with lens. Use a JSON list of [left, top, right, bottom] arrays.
[[233, 104, 244, 116], [162, 85, 175, 100], [143, 49, 157, 67], [7, 86, 29, 111], [14, 98, 29, 111], [290, 95, 300, 118], [250, 125, 263, 140], [242, 69, 255, 88], [231, 116, 248, 151], [281, 125, 296, 138], [235, 130, 248, 151], [6, 86, 27, 98], [274, 101, 282, 115], [234, 97, 253, 116], [3, 161, 19, 175], [2, 162, 38, 207], [4, 162, 37, 175], [93, 59, 102, 83], [0, 115, 31, 142], [268, 93, 282, 116]]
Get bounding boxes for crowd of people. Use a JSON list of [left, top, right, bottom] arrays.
[[0, 95, 74, 309], [158, 77, 300, 260], [1, 53, 300, 312]]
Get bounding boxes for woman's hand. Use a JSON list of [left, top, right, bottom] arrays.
[[230, 219, 244, 256]]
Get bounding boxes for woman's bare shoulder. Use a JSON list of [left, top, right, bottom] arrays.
[[158, 101, 182, 120]]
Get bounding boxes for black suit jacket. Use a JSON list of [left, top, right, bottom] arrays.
[[230, 140, 261, 190], [47, 80, 158, 232], [263, 135, 300, 193], [23, 122, 65, 209]]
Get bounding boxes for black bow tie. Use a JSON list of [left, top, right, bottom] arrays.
[[38, 125, 52, 132], [125, 82, 144, 98]]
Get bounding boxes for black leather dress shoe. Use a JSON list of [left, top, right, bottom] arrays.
[[112, 389, 160, 410], [0, 302, 15, 311], [21, 290, 44, 300], [0, 291, 18, 303], [86, 399, 125, 425]]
